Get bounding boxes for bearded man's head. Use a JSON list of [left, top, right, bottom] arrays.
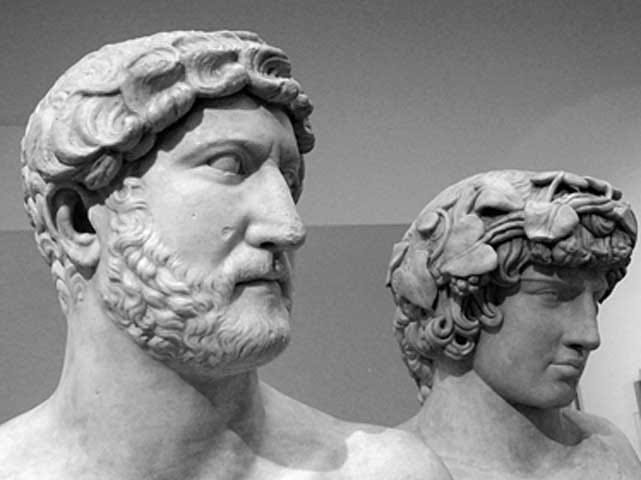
[[21, 30, 314, 377]]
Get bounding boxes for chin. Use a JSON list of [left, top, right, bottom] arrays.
[[543, 388, 579, 409], [516, 386, 578, 410], [169, 304, 292, 380]]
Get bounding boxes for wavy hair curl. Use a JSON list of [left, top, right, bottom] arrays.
[[20, 30, 314, 311], [386, 170, 637, 399]]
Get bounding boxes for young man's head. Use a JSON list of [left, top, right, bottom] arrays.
[[387, 170, 636, 407], [21, 30, 314, 381]]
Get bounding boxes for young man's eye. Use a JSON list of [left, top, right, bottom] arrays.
[[207, 154, 243, 174], [282, 169, 297, 189], [537, 287, 582, 304], [537, 290, 561, 304]]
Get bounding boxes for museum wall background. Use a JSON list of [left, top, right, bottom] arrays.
[[1, 0, 641, 454]]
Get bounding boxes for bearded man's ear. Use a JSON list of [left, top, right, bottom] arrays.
[[50, 187, 102, 272]]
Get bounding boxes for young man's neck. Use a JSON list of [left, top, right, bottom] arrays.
[[414, 367, 581, 475]]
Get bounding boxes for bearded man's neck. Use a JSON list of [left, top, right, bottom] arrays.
[[44, 291, 268, 478]]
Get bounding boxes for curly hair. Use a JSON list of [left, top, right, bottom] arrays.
[[386, 170, 637, 398], [99, 177, 290, 371], [20, 30, 314, 312]]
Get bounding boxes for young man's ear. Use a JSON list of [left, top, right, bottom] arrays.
[[50, 188, 102, 272]]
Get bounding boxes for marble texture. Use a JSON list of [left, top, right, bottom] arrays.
[[0, 30, 451, 480], [387, 169, 641, 479]]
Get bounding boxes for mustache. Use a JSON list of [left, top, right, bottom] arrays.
[[232, 252, 292, 285], [192, 252, 294, 302]]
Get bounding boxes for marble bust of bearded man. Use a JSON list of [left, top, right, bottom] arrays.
[[0, 30, 450, 480]]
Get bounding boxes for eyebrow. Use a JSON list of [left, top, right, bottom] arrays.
[[178, 137, 270, 164], [198, 137, 267, 154], [519, 277, 574, 288], [520, 275, 608, 295]]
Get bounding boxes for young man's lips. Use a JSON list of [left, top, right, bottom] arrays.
[[551, 359, 585, 375]]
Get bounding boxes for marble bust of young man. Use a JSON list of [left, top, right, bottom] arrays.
[[0, 31, 451, 480], [387, 170, 641, 479]]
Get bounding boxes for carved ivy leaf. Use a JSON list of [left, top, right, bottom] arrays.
[[441, 242, 498, 277], [386, 241, 409, 287], [438, 214, 498, 277], [613, 203, 638, 238], [524, 201, 579, 242], [415, 210, 440, 237], [390, 244, 439, 311], [474, 178, 525, 214]]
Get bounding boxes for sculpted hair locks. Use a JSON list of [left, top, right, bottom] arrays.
[[387, 170, 637, 398], [20, 30, 314, 310]]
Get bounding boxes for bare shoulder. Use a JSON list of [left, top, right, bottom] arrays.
[[564, 408, 641, 471], [261, 384, 451, 479], [0, 413, 38, 479], [0, 407, 67, 480], [342, 426, 452, 480], [565, 408, 636, 449]]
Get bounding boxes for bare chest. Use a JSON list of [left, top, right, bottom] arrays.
[[444, 435, 640, 480]]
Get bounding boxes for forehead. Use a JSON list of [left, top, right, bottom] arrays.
[[157, 93, 296, 154], [520, 264, 608, 288]]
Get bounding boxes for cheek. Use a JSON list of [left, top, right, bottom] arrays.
[[175, 204, 242, 263], [472, 301, 575, 406], [147, 184, 244, 267], [474, 335, 525, 390], [499, 299, 564, 350], [473, 331, 542, 403], [475, 310, 558, 377]]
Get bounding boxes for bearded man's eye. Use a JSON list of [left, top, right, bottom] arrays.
[[538, 291, 562, 306], [207, 154, 243, 175]]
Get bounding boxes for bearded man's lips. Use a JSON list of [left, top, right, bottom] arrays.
[[231, 276, 292, 312], [233, 255, 291, 297], [233, 271, 290, 298], [235, 278, 283, 292]]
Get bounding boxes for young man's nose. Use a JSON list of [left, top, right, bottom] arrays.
[[244, 161, 306, 251], [564, 292, 601, 352]]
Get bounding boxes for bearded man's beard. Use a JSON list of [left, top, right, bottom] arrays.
[[99, 177, 291, 377]]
